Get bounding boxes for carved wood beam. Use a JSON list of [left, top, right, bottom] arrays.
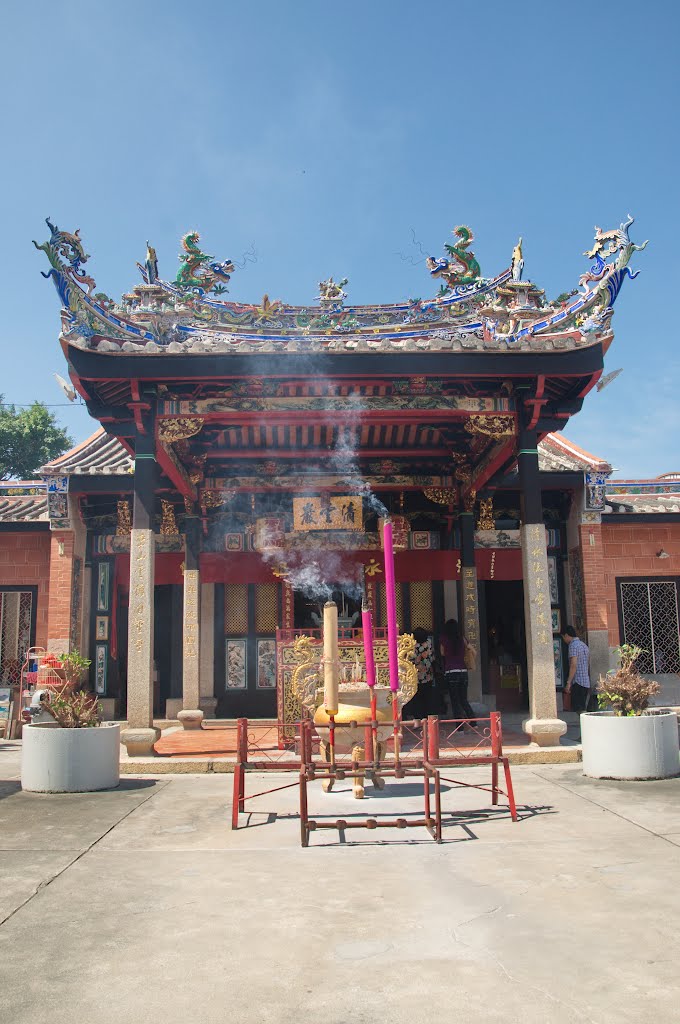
[[157, 441, 197, 501]]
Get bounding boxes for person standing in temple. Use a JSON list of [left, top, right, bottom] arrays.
[[406, 627, 436, 718], [439, 618, 477, 724], [562, 625, 591, 713]]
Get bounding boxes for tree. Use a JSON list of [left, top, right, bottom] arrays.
[[0, 397, 73, 480]]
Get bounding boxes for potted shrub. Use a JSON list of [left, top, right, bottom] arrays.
[[21, 661, 120, 792], [581, 645, 680, 780]]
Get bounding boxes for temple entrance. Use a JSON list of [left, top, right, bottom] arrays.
[[481, 581, 528, 711], [294, 587, 362, 631], [154, 585, 183, 716], [217, 583, 278, 719]]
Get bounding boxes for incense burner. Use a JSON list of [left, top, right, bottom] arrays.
[[292, 632, 419, 798]]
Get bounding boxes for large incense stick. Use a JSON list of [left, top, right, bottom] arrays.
[[382, 520, 399, 692], [323, 601, 339, 715], [361, 601, 376, 689], [362, 601, 379, 767], [382, 520, 401, 762]]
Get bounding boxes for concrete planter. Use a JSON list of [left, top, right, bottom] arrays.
[[581, 711, 680, 780], [21, 722, 121, 792]]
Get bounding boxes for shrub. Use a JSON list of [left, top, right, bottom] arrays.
[[40, 687, 101, 728], [58, 649, 92, 687], [597, 644, 660, 716]]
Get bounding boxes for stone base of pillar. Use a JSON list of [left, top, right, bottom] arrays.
[[121, 727, 161, 757], [177, 709, 204, 730], [522, 718, 568, 747], [199, 697, 217, 718], [99, 698, 121, 721], [165, 699, 183, 721]]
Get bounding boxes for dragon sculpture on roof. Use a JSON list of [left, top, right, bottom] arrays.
[[175, 231, 236, 295], [427, 225, 482, 290]]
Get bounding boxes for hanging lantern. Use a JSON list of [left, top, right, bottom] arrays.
[[378, 516, 410, 551], [254, 517, 285, 554]]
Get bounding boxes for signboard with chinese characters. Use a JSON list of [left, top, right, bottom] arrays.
[[293, 496, 363, 532]]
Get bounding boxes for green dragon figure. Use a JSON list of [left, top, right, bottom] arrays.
[[174, 231, 236, 294], [427, 225, 481, 290]]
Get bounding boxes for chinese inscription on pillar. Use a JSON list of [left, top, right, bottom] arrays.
[[131, 532, 150, 656], [461, 567, 479, 647]]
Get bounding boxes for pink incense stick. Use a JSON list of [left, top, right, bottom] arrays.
[[382, 519, 400, 692], [361, 603, 377, 688]]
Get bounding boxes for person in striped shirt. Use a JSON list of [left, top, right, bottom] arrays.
[[561, 625, 591, 712]]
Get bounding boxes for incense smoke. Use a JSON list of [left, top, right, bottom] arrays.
[[218, 359, 389, 600]]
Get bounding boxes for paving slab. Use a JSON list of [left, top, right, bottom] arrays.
[[1, 753, 679, 1024]]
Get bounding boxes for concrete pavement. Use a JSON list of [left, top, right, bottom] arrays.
[[1, 739, 680, 1023]]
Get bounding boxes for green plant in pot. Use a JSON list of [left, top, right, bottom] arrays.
[[40, 687, 101, 728], [40, 649, 98, 728], [58, 649, 92, 689], [582, 644, 678, 780], [596, 644, 660, 716]]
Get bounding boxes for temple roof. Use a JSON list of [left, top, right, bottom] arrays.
[[34, 216, 647, 359], [604, 476, 680, 514], [537, 434, 611, 474], [42, 430, 133, 476], [0, 494, 49, 523]]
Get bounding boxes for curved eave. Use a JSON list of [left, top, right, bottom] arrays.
[[62, 334, 606, 380]]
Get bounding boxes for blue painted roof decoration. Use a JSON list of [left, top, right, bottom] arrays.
[[34, 215, 647, 356]]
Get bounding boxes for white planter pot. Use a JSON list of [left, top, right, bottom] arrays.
[[581, 711, 680, 780], [21, 722, 121, 793]]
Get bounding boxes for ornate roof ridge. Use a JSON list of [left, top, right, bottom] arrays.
[[34, 215, 647, 357]]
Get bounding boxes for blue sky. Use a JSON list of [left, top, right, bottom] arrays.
[[1, 0, 677, 478]]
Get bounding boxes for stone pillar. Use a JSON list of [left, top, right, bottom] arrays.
[[178, 518, 203, 730], [199, 582, 217, 717], [121, 428, 160, 757], [460, 510, 483, 703], [518, 425, 567, 746]]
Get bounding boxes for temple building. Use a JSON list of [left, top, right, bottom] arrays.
[[2, 214, 672, 753]]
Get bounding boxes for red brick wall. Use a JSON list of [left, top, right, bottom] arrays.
[[46, 531, 76, 650], [599, 521, 680, 646], [579, 523, 608, 633], [0, 531, 51, 648]]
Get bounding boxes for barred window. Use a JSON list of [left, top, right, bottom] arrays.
[[619, 579, 680, 674], [0, 590, 35, 685]]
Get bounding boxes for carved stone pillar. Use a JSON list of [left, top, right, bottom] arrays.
[[460, 511, 482, 703], [121, 427, 160, 757], [518, 425, 566, 747]]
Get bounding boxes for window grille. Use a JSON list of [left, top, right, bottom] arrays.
[[619, 580, 680, 674], [224, 584, 248, 634], [0, 591, 34, 685]]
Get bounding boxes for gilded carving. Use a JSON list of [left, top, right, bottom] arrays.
[[477, 497, 494, 531], [464, 415, 515, 440], [423, 487, 457, 506], [463, 489, 477, 513], [116, 500, 131, 536], [158, 417, 205, 443], [160, 499, 178, 535]]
